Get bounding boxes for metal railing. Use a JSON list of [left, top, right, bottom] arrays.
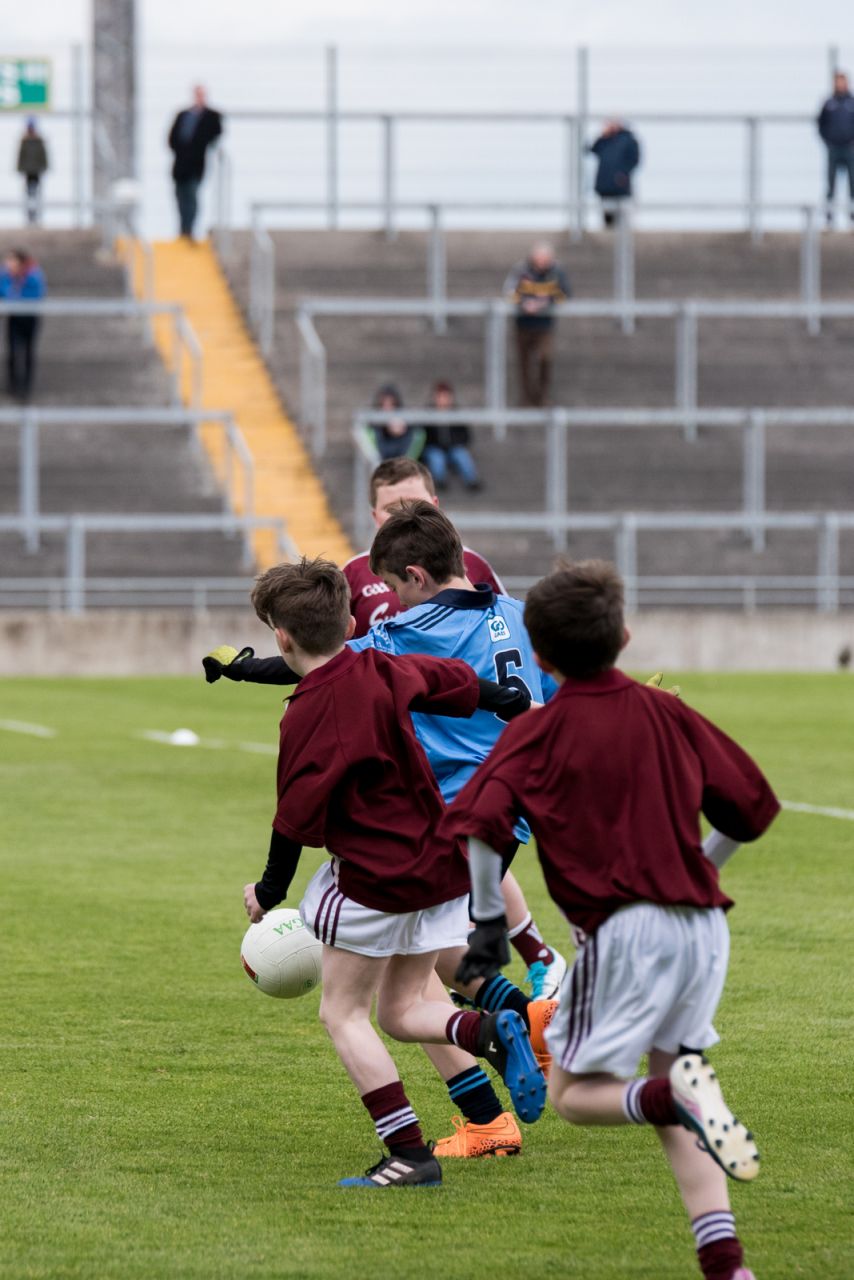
[[0, 514, 296, 615], [209, 65, 840, 241], [243, 198, 824, 351], [444, 510, 854, 614], [0, 299, 203, 409], [0, 576, 261, 613], [298, 296, 854, 455], [351, 406, 854, 552], [6, 407, 256, 553]]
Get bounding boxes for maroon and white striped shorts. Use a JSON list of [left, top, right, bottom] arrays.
[[299, 858, 470, 957], [546, 903, 729, 1077]]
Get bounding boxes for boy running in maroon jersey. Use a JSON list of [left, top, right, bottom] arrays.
[[444, 561, 779, 1278], [242, 557, 546, 1187], [209, 462, 566, 1002]]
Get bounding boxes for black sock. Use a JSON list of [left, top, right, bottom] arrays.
[[472, 975, 532, 1029], [445, 1066, 503, 1125], [388, 1142, 434, 1163]]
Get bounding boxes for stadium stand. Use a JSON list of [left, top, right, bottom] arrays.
[[221, 228, 854, 596], [0, 231, 253, 598]]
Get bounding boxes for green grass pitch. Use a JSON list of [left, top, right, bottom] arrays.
[[1, 673, 852, 1279]]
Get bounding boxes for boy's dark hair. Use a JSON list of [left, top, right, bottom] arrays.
[[251, 557, 351, 655], [524, 560, 625, 679], [373, 382, 403, 408], [369, 457, 436, 507], [369, 500, 465, 584]]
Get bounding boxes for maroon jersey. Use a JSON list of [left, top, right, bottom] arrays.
[[343, 548, 505, 637], [273, 646, 478, 912], [442, 668, 779, 935]]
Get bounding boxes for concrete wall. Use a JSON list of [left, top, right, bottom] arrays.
[[0, 610, 851, 676]]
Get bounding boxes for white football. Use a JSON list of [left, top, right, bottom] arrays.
[[240, 908, 322, 999]]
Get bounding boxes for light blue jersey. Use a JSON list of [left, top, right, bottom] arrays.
[[348, 586, 557, 838]]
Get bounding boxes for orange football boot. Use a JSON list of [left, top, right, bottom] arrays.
[[433, 1111, 522, 1158], [527, 998, 557, 1077]]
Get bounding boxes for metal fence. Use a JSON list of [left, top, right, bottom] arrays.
[[242, 197, 824, 353], [5, 407, 256, 553], [0, 299, 201, 408], [350, 406, 854, 553], [298, 297, 854, 456], [445, 511, 854, 614], [0, 514, 296, 614]]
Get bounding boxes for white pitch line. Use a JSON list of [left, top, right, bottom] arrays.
[[139, 731, 276, 756], [782, 800, 854, 823], [0, 719, 56, 738]]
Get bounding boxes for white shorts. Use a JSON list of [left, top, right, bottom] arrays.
[[547, 903, 730, 1078], [299, 859, 470, 958]]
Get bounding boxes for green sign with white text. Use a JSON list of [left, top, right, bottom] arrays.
[[0, 58, 51, 111]]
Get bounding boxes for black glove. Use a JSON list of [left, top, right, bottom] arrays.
[[454, 916, 510, 986], [202, 645, 255, 684]]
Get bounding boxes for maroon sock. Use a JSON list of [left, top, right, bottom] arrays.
[[446, 1010, 482, 1057], [507, 914, 555, 967], [697, 1237, 744, 1280], [638, 1077, 680, 1126], [361, 1081, 425, 1152]]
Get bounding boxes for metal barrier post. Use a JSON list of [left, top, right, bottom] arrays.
[[675, 304, 698, 441], [20, 411, 40, 551], [742, 411, 766, 551], [66, 518, 86, 615], [484, 303, 506, 433], [574, 47, 589, 238], [546, 409, 569, 552], [326, 45, 339, 230], [352, 430, 373, 549], [818, 514, 840, 613], [71, 43, 86, 226], [382, 116, 396, 241], [616, 516, 639, 612], [800, 206, 821, 335], [214, 148, 233, 261], [746, 118, 761, 243], [614, 204, 635, 334], [565, 117, 581, 243], [427, 205, 447, 335]]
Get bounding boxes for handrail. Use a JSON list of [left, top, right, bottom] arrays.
[[0, 513, 297, 615], [9, 408, 255, 552], [248, 224, 275, 356], [350, 408, 854, 553], [298, 296, 854, 454], [0, 299, 204, 411]]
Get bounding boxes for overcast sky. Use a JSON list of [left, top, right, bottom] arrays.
[[7, 0, 851, 49]]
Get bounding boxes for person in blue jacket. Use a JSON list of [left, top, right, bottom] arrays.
[[818, 71, 854, 226], [0, 248, 46, 398], [588, 121, 641, 227]]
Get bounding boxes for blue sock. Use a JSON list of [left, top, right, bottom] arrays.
[[446, 1066, 503, 1126], [474, 975, 532, 1028]]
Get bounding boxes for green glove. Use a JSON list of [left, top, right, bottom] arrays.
[[203, 645, 255, 684], [646, 671, 681, 699]]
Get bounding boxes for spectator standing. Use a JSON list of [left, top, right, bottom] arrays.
[[0, 249, 46, 399], [167, 86, 223, 242], [17, 119, 48, 225], [364, 384, 425, 461], [817, 71, 854, 226], [503, 243, 570, 408], [588, 120, 641, 227], [421, 381, 482, 492]]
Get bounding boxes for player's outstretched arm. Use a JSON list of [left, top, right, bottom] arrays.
[[244, 828, 304, 922], [455, 837, 510, 986], [203, 645, 300, 685]]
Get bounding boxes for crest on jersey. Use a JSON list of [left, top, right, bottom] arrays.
[[487, 614, 511, 643]]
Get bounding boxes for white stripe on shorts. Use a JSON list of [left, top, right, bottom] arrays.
[[561, 934, 598, 1072]]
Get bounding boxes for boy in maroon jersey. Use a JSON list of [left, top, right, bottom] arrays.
[[444, 561, 779, 1279], [242, 557, 546, 1188]]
